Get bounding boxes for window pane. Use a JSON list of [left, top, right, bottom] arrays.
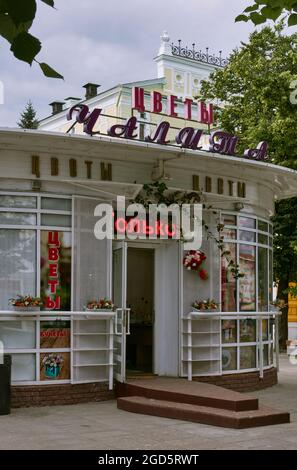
[[40, 352, 70, 380], [239, 245, 256, 311], [269, 224, 273, 235], [263, 344, 269, 366], [0, 230, 36, 310], [41, 198, 72, 211], [222, 320, 237, 343], [0, 321, 36, 349], [222, 228, 236, 240], [258, 233, 268, 245], [11, 353, 36, 382], [258, 247, 268, 311], [239, 231, 256, 242], [40, 321, 71, 348], [239, 217, 255, 229], [40, 231, 72, 311], [221, 243, 237, 312], [262, 319, 268, 341], [240, 346, 256, 369], [222, 214, 236, 226], [269, 251, 273, 303], [0, 213, 36, 225], [41, 214, 71, 227], [0, 195, 36, 209], [258, 220, 268, 232], [222, 347, 237, 371], [240, 319, 256, 342]]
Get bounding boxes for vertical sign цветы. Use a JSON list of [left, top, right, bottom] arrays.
[[45, 231, 61, 310]]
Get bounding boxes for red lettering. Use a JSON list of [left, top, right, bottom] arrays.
[[168, 95, 178, 118], [198, 102, 214, 125], [49, 264, 58, 278], [48, 279, 59, 294], [48, 231, 60, 247], [176, 128, 203, 150], [184, 98, 193, 120], [132, 87, 145, 113], [48, 248, 59, 262], [45, 296, 60, 310], [151, 91, 163, 114], [115, 218, 127, 234]]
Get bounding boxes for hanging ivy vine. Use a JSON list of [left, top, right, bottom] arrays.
[[133, 181, 244, 280]]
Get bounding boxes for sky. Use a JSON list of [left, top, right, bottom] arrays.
[[0, 0, 258, 127]]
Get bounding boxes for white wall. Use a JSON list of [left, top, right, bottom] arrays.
[[154, 241, 180, 376]]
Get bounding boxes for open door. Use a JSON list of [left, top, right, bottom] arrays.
[[113, 241, 129, 383]]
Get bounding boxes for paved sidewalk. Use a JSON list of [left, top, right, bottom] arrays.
[[0, 354, 296, 450]]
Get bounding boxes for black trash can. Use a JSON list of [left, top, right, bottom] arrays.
[[0, 355, 11, 415]]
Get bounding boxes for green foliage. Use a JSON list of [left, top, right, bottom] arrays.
[[200, 25, 297, 346], [17, 100, 39, 129], [236, 0, 297, 27], [0, 0, 63, 79], [200, 24, 297, 168]]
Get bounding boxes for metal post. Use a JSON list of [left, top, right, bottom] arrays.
[[259, 316, 263, 379], [275, 314, 280, 372]]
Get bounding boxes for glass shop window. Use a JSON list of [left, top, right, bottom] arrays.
[[0, 213, 36, 225], [40, 231, 72, 311], [41, 198, 72, 211], [0, 195, 37, 209], [239, 217, 256, 229], [41, 214, 71, 227], [222, 320, 237, 343], [258, 247, 269, 311], [239, 244, 256, 311], [0, 229, 37, 310], [221, 242, 237, 312], [240, 319, 256, 342]]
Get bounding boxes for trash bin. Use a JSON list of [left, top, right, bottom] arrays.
[[0, 355, 11, 415]]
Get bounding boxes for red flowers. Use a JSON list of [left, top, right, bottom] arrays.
[[183, 250, 208, 281]]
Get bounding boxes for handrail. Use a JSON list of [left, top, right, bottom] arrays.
[[0, 310, 116, 317]]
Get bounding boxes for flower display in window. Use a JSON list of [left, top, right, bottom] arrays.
[[85, 299, 114, 311], [192, 299, 219, 311], [183, 250, 208, 280], [42, 354, 64, 379], [9, 295, 43, 308]]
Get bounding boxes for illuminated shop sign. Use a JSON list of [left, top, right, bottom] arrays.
[[66, 87, 269, 162], [114, 214, 177, 238]]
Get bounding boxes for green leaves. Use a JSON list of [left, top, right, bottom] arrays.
[[288, 12, 297, 24], [39, 62, 63, 79], [6, 0, 37, 26], [236, 0, 297, 26], [41, 0, 55, 6], [10, 31, 41, 65], [0, 0, 62, 78]]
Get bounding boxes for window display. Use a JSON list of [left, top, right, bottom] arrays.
[[222, 347, 237, 371], [239, 245, 256, 311], [221, 243, 237, 312], [240, 319, 256, 342], [222, 320, 237, 343], [240, 346, 256, 369]]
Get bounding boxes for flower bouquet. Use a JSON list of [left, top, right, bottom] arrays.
[[85, 298, 115, 312], [183, 250, 208, 280], [42, 354, 64, 379], [192, 299, 219, 312], [9, 295, 43, 311]]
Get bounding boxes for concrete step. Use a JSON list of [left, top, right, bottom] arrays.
[[116, 378, 259, 412], [118, 396, 290, 429]]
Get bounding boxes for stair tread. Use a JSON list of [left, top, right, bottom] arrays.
[[117, 396, 290, 429], [118, 395, 287, 419], [117, 378, 258, 411]]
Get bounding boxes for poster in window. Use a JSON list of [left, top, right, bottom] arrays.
[[239, 244, 256, 311], [40, 321, 70, 349], [40, 352, 70, 381], [40, 231, 71, 311]]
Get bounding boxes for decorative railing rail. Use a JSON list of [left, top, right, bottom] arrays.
[[171, 40, 229, 68]]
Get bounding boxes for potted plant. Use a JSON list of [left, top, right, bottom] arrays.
[[192, 299, 219, 312], [42, 354, 64, 379], [85, 298, 115, 312], [9, 295, 43, 311]]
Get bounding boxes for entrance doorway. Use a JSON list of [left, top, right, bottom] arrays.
[[126, 247, 154, 374]]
